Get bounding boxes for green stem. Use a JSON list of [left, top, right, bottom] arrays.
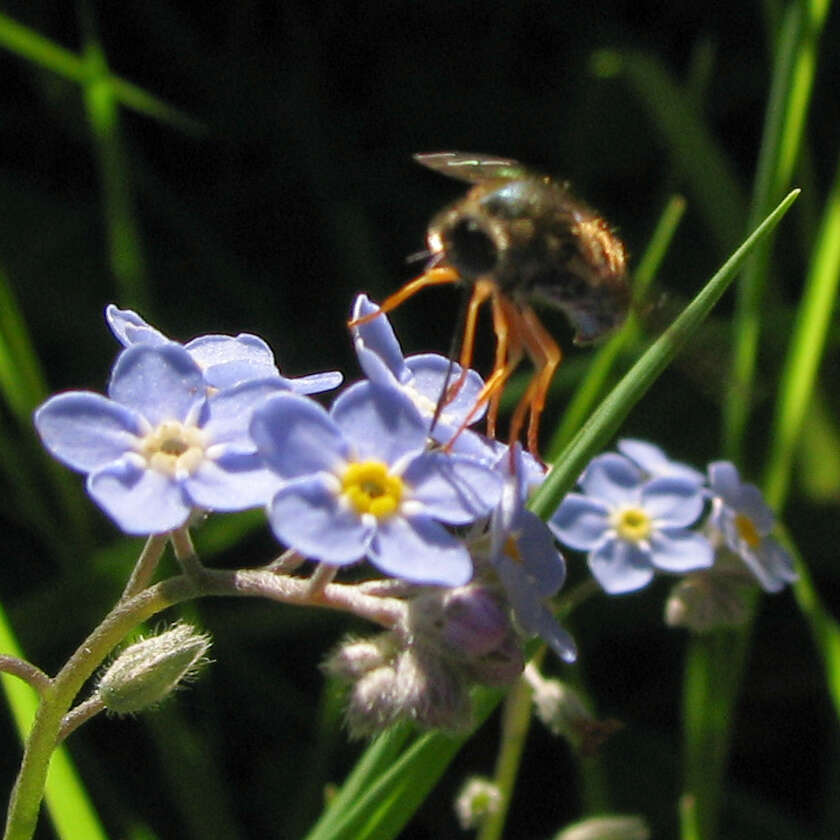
[[3, 575, 197, 840], [476, 675, 535, 840]]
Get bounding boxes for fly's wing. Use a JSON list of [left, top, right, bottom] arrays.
[[413, 152, 534, 184]]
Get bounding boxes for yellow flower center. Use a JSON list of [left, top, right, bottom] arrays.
[[735, 513, 761, 548], [140, 421, 205, 477], [613, 506, 652, 543], [341, 461, 404, 519]]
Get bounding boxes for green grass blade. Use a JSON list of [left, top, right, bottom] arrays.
[[0, 11, 205, 135], [0, 263, 91, 551], [303, 724, 414, 838], [0, 607, 108, 840], [79, 6, 149, 309], [763, 152, 840, 510], [593, 48, 746, 255], [724, 0, 830, 458], [546, 194, 686, 458], [304, 688, 503, 840], [0, 266, 48, 423], [531, 189, 800, 521]]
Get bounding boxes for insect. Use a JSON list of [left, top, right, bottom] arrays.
[[351, 152, 630, 457]]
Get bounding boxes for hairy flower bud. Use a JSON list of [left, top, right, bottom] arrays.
[[526, 665, 621, 755], [555, 815, 650, 840], [665, 562, 752, 633], [322, 634, 398, 680], [344, 648, 471, 737], [454, 777, 502, 830], [97, 623, 211, 715]]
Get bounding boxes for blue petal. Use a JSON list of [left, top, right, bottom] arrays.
[[707, 461, 741, 505], [641, 476, 705, 528], [331, 381, 427, 464], [402, 451, 502, 524], [733, 483, 775, 535], [267, 474, 372, 563], [88, 459, 191, 534], [105, 305, 168, 348], [618, 439, 705, 485], [549, 494, 611, 550], [286, 370, 344, 395], [186, 452, 283, 510], [34, 391, 145, 472], [369, 514, 473, 586], [649, 529, 714, 573], [186, 333, 275, 372], [201, 379, 288, 448], [251, 392, 348, 478], [512, 510, 567, 595], [742, 537, 797, 593], [351, 294, 410, 385], [579, 453, 644, 505], [404, 354, 487, 428], [588, 539, 654, 594], [108, 344, 205, 426]]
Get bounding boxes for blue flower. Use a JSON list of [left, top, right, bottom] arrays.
[[617, 438, 706, 486], [707, 461, 796, 592], [250, 382, 503, 586], [35, 343, 286, 534], [350, 294, 488, 448], [550, 453, 713, 594], [488, 444, 576, 662], [106, 304, 342, 393]]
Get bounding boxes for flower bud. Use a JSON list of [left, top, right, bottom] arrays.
[[555, 815, 650, 840], [344, 648, 471, 737], [97, 623, 211, 715], [665, 563, 752, 633], [439, 586, 510, 658], [462, 634, 524, 687], [526, 666, 621, 755], [454, 777, 501, 830], [322, 634, 397, 680]]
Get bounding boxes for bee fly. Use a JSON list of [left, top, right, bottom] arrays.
[[350, 152, 630, 458]]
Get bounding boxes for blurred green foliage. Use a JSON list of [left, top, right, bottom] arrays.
[[0, 2, 838, 839]]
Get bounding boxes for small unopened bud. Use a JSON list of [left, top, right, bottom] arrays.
[[439, 586, 510, 658], [525, 665, 621, 755], [344, 649, 471, 737], [527, 666, 592, 737], [454, 776, 501, 830], [554, 815, 650, 840], [462, 634, 524, 687], [665, 564, 752, 633], [322, 634, 397, 680], [98, 622, 211, 715]]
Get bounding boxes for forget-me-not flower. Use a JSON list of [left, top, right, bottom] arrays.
[[617, 439, 706, 486], [707, 461, 796, 592], [489, 444, 576, 661], [250, 381, 503, 586], [106, 304, 342, 393], [35, 343, 285, 534], [550, 453, 713, 594], [350, 294, 488, 449]]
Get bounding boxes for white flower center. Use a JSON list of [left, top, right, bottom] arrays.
[[140, 420, 206, 478]]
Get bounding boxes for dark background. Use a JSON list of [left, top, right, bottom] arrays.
[[0, 1, 837, 838]]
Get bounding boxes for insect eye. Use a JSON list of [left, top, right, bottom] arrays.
[[446, 218, 498, 277]]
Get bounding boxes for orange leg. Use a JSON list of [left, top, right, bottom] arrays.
[[485, 292, 523, 439], [510, 305, 562, 456], [347, 266, 460, 327], [440, 279, 494, 404], [443, 289, 524, 451]]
